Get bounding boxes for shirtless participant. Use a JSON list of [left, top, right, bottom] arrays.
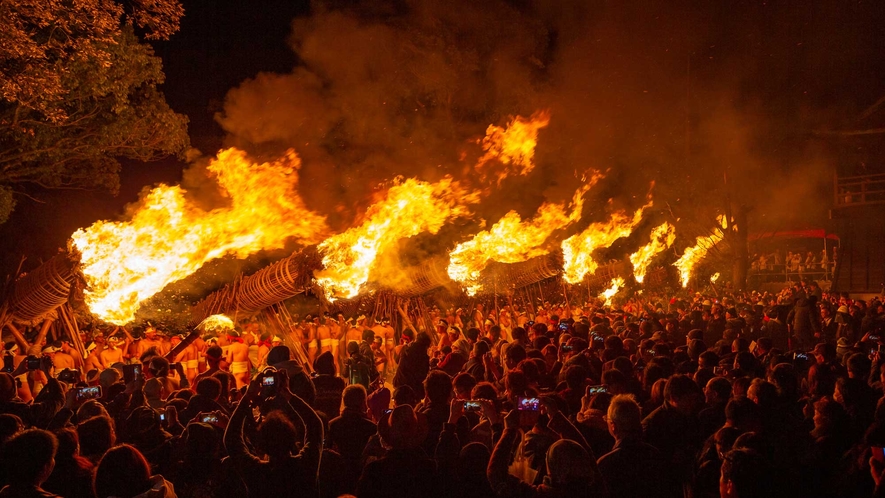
[[138, 326, 164, 358], [369, 317, 389, 376], [83, 341, 102, 373], [473, 304, 485, 330], [124, 329, 141, 362], [100, 336, 126, 369], [380, 317, 396, 370], [224, 329, 251, 389], [304, 316, 318, 366], [59, 341, 84, 371], [328, 315, 343, 372], [45, 342, 75, 371], [192, 335, 208, 373], [170, 334, 199, 384], [344, 316, 364, 365], [257, 333, 272, 369], [317, 315, 333, 365]]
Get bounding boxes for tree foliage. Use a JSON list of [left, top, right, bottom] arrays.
[[0, 0, 188, 223]]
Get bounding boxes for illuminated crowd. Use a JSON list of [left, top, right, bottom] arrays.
[[2, 280, 885, 498]]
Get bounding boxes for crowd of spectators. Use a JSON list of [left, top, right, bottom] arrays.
[[2, 279, 885, 498]]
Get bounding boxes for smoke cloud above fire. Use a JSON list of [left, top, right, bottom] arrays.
[[215, 0, 884, 244]]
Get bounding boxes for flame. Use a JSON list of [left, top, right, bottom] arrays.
[[475, 110, 551, 185], [630, 222, 676, 283], [315, 177, 479, 300], [561, 201, 651, 284], [448, 178, 599, 295], [710, 272, 720, 283], [71, 148, 329, 324], [197, 314, 235, 332], [599, 277, 625, 307], [673, 215, 727, 287]]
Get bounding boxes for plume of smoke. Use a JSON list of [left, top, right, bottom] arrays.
[[215, 0, 880, 260]]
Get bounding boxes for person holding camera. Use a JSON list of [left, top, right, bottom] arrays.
[[223, 368, 323, 498]]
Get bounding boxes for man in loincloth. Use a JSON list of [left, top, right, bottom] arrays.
[[224, 329, 252, 389], [317, 314, 332, 362]]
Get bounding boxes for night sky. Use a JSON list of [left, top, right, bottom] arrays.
[[2, 0, 885, 279]]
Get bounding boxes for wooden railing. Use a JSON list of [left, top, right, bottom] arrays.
[[834, 172, 885, 207]]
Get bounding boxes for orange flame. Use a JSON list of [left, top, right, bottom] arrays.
[[673, 215, 727, 287], [599, 277, 625, 307], [710, 272, 720, 283], [630, 222, 676, 283], [475, 110, 551, 185], [447, 178, 598, 295], [561, 201, 651, 284], [71, 148, 329, 324], [315, 177, 479, 301]]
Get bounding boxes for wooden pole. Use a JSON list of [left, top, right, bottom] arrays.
[[28, 319, 54, 356], [5, 323, 30, 353]]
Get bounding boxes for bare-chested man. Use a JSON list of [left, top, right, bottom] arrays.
[[100, 336, 126, 369], [58, 341, 84, 371], [45, 342, 75, 371], [328, 314, 343, 372], [257, 333, 272, 370], [303, 316, 318, 366], [83, 341, 103, 373], [192, 335, 208, 373], [138, 326, 164, 358], [368, 317, 389, 375], [473, 304, 485, 330], [344, 315, 366, 349], [170, 334, 199, 384], [224, 329, 251, 389], [317, 315, 333, 365], [379, 317, 396, 370]]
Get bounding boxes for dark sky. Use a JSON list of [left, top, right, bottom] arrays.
[[2, 0, 885, 279]]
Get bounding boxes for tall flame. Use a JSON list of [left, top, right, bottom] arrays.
[[71, 148, 329, 324], [630, 222, 676, 283], [673, 215, 727, 288], [599, 277, 625, 307], [315, 177, 479, 300], [475, 110, 551, 185], [560, 201, 652, 284], [447, 179, 598, 295]]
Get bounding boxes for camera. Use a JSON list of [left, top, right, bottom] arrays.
[[793, 352, 808, 361], [586, 385, 607, 395], [159, 413, 166, 422], [2, 356, 13, 374], [561, 344, 573, 352], [259, 369, 281, 396], [122, 364, 142, 384], [57, 368, 80, 383], [74, 386, 102, 402], [517, 397, 540, 411], [200, 413, 218, 424], [462, 400, 482, 413], [26, 356, 41, 371], [558, 323, 569, 332]]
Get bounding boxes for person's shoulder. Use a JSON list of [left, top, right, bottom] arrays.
[[643, 404, 665, 422], [596, 446, 623, 468]]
